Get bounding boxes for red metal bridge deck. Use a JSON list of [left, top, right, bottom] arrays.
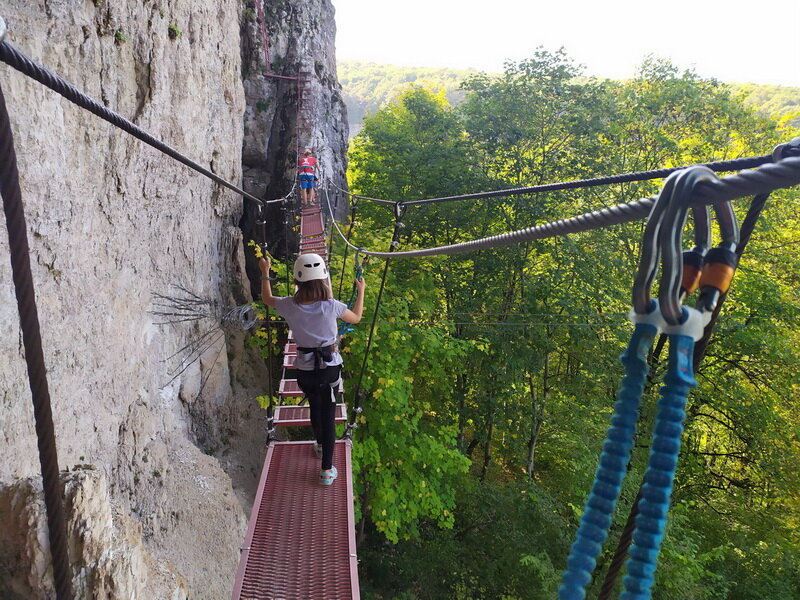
[[231, 441, 360, 600], [232, 202, 360, 599], [274, 403, 348, 427]]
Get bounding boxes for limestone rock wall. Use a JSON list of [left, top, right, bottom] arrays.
[[239, 0, 349, 258], [0, 0, 346, 597], [0, 468, 187, 599]]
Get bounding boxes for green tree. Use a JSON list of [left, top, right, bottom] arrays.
[[343, 49, 800, 599]]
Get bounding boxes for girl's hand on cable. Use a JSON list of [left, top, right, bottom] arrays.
[[258, 256, 271, 275], [355, 277, 366, 292]]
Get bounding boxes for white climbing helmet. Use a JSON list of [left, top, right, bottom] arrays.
[[294, 253, 328, 282]]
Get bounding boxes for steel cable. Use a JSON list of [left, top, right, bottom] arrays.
[[0, 40, 263, 206], [325, 177, 396, 204], [0, 82, 74, 599], [328, 157, 800, 259], [402, 155, 773, 205], [349, 208, 405, 416], [327, 156, 772, 207]]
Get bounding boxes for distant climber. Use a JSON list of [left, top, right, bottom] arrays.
[[298, 148, 318, 207], [259, 253, 365, 485]]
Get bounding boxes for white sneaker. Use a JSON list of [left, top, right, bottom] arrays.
[[319, 466, 338, 486], [313, 442, 322, 459]]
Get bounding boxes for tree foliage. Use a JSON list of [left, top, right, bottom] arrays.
[[336, 49, 800, 599]]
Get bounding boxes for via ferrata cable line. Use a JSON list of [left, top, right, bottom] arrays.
[[255, 203, 278, 431], [337, 194, 361, 298], [325, 154, 775, 208], [324, 153, 800, 259], [0, 45, 73, 599], [0, 38, 263, 206], [337, 186, 406, 437], [338, 253, 369, 338], [321, 184, 370, 338]]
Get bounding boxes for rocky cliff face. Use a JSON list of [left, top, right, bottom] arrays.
[[0, 1, 347, 598], [239, 0, 349, 259]]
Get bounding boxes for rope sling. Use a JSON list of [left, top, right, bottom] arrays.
[[559, 166, 741, 599]]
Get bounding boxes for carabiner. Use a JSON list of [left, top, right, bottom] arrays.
[[678, 204, 711, 301], [393, 201, 407, 222], [353, 250, 365, 280], [632, 167, 711, 317], [695, 199, 739, 314], [631, 172, 680, 316], [773, 137, 800, 161], [657, 166, 718, 325]]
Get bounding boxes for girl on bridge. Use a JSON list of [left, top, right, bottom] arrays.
[[259, 253, 365, 485]]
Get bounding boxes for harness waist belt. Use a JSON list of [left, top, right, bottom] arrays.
[[297, 344, 337, 370]]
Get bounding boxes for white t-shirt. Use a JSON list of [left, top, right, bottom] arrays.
[[273, 297, 347, 370]]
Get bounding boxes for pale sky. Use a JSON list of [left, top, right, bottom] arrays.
[[333, 0, 800, 87]]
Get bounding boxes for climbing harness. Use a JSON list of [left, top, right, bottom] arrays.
[[559, 166, 740, 600], [297, 344, 336, 371]]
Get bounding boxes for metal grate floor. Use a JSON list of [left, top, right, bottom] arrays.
[[232, 441, 360, 599], [232, 199, 359, 599], [274, 403, 348, 427]]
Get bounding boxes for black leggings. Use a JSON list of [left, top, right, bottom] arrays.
[[296, 365, 341, 470]]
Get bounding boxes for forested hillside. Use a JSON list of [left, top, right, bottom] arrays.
[[330, 50, 800, 599], [338, 61, 475, 134], [339, 59, 800, 134]]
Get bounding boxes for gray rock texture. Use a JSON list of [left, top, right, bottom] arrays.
[[239, 0, 349, 260], [0, 1, 347, 598]]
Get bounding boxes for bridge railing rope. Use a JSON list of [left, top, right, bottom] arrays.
[[325, 153, 800, 259]]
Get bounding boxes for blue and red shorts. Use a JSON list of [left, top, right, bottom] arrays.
[[299, 173, 315, 189]]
